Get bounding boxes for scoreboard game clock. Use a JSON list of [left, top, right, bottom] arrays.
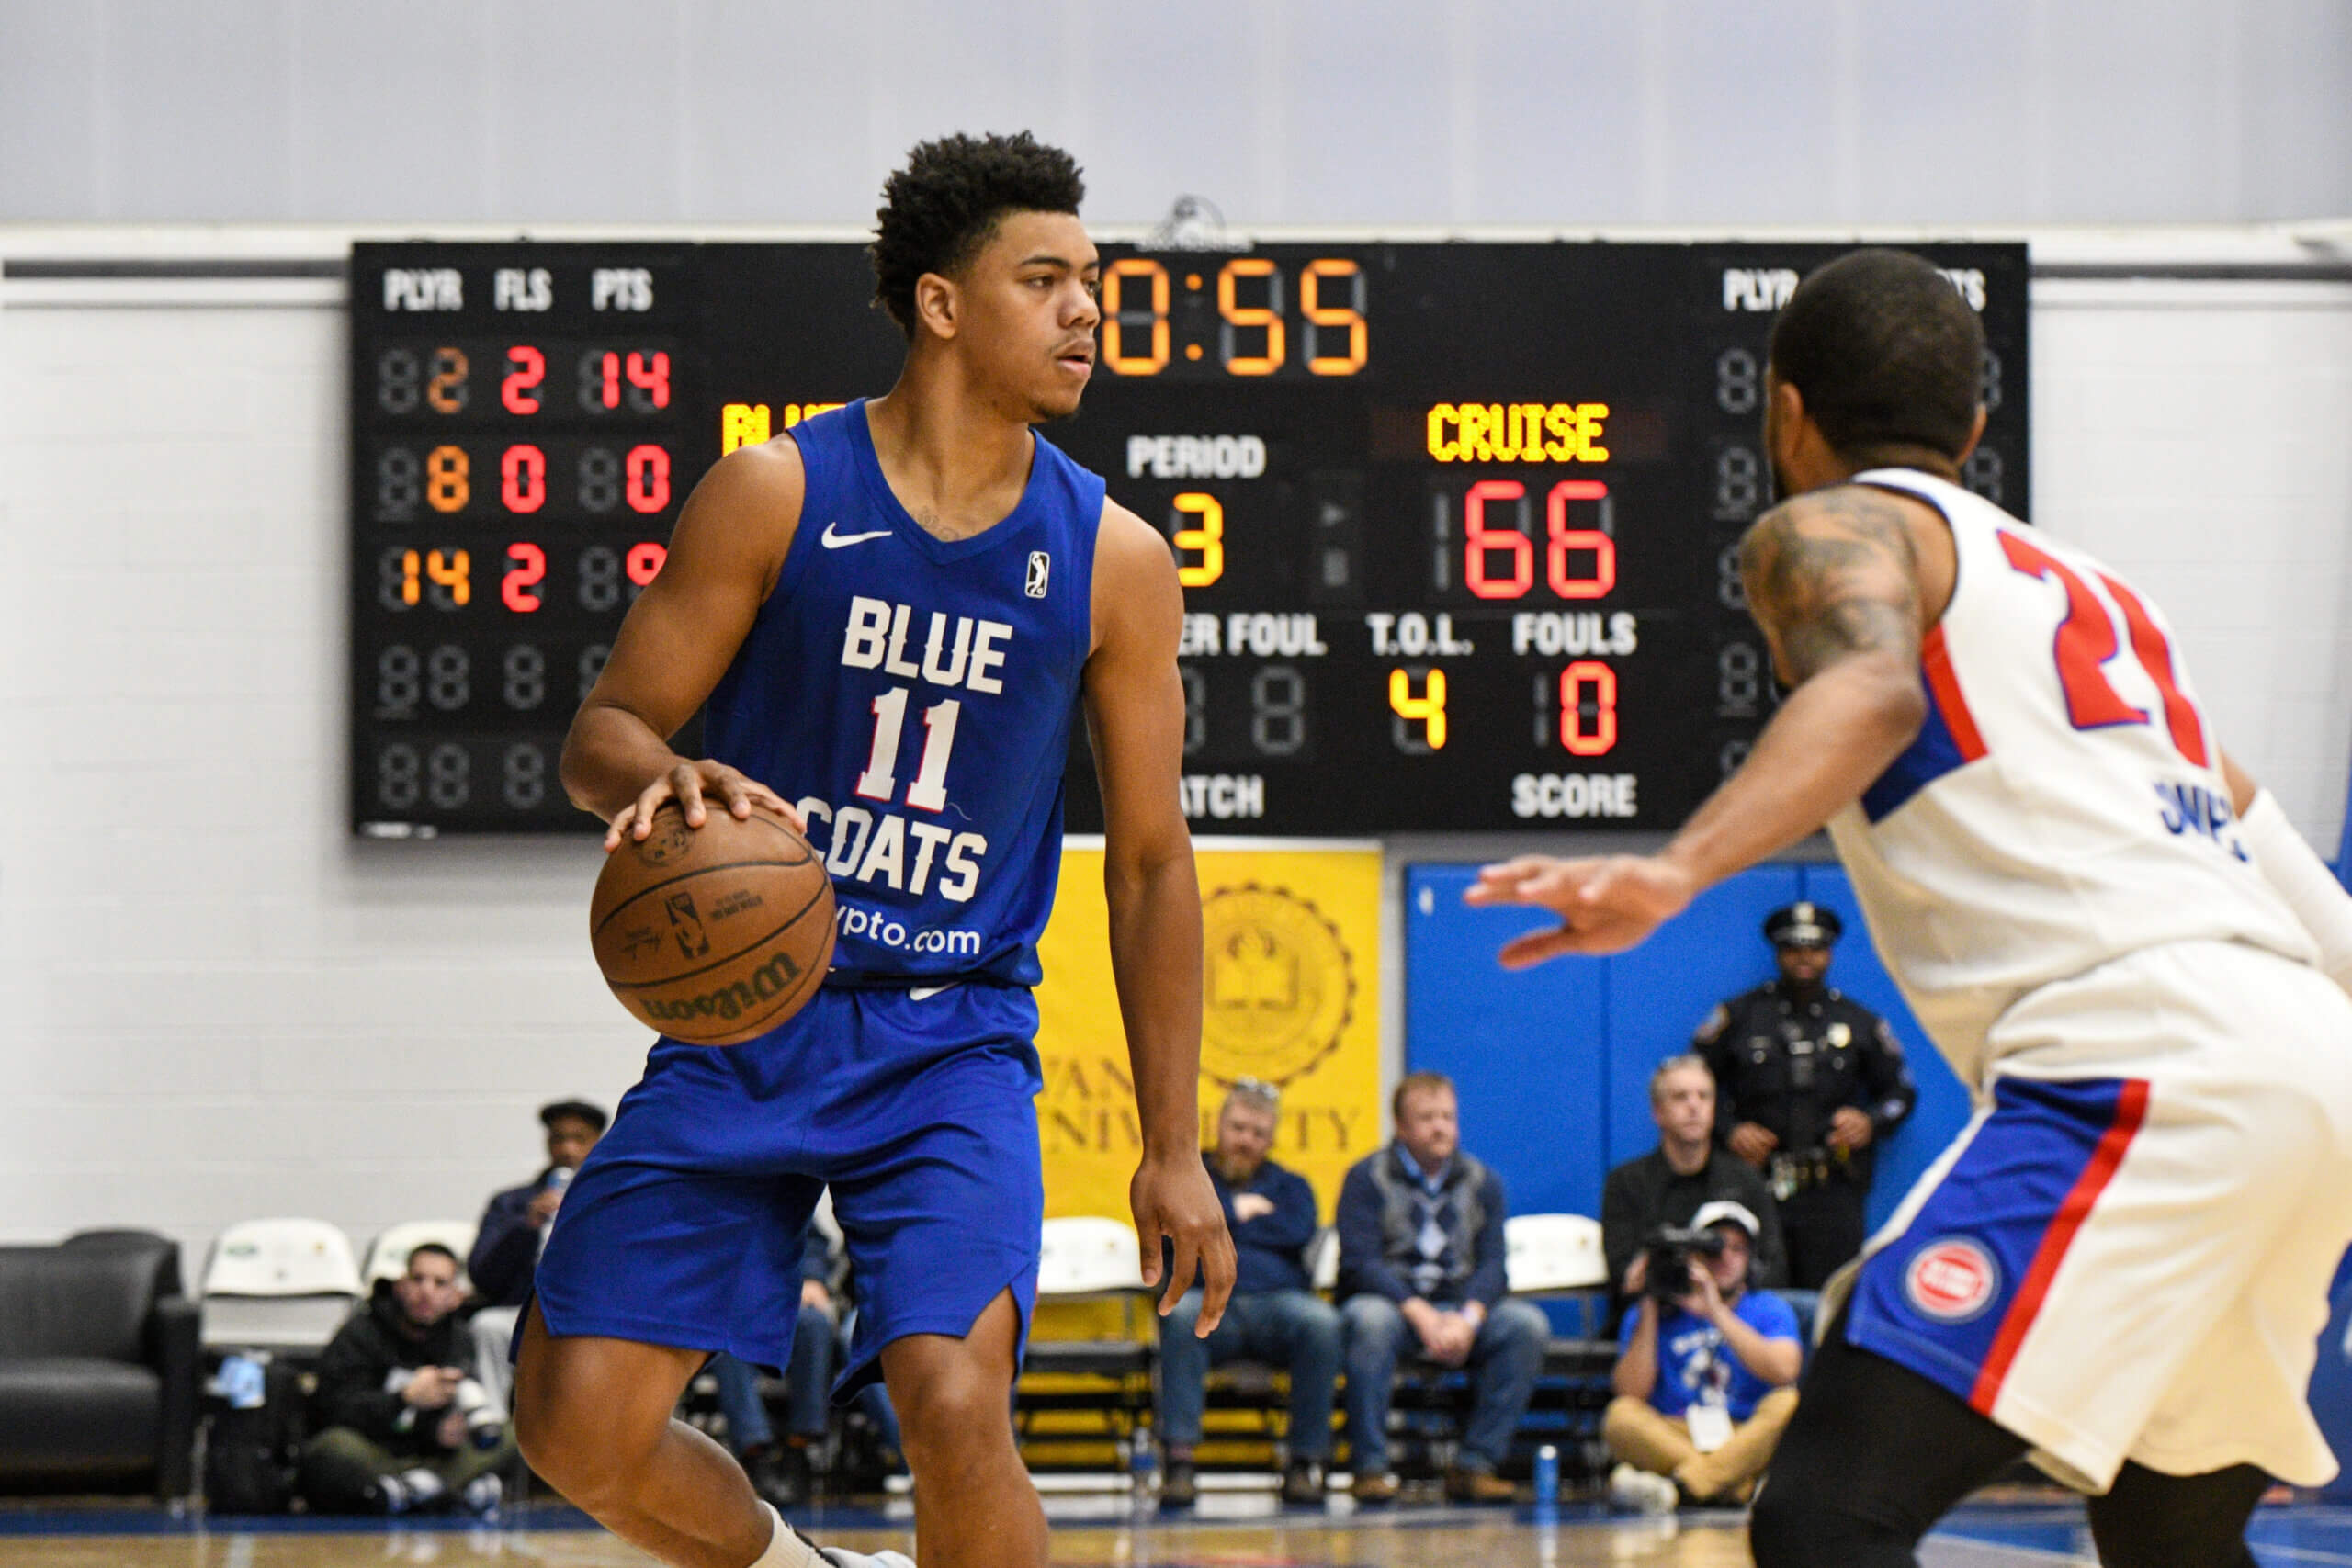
[[348, 240, 2027, 837]]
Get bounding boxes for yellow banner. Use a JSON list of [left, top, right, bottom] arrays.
[[1034, 845, 1384, 1224]]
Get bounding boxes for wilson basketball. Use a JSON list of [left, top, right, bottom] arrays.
[[589, 802, 835, 1045]]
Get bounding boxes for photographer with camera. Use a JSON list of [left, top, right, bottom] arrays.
[[300, 1244, 517, 1516], [1604, 1202, 1801, 1512], [1601, 1056, 1786, 1315]]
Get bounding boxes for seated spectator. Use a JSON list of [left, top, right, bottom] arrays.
[[1336, 1072, 1549, 1505], [1602, 1057, 1786, 1314], [1155, 1078, 1340, 1509], [466, 1098, 606, 1406], [1603, 1201, 1800, 1511], [706, 1221, 840, 1507], [300, 1244, 518, 1516]]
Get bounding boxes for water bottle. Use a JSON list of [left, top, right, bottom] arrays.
[[1127, 1434, 1157, 1506], [1532, 1442, 1560, 1518], [212, 1353, 266, 1411]]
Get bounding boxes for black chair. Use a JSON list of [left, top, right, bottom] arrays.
[[0, 1231, 199, 1498]]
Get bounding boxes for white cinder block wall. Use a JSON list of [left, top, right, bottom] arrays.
[[1, 235, 2349, 1274]]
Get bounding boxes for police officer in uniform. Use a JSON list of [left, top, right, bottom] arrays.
[[1692, 902, 1917, 1291]]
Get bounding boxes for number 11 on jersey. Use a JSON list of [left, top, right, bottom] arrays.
[[855, 688, 961, 811]]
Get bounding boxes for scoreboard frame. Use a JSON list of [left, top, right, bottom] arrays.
[[347, 238, 2028, 839]]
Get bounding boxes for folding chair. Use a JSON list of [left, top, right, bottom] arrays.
[[199, 1218, 364, 1358]]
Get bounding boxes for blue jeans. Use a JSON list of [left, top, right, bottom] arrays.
[[1340, 1294, 1548, 1473], [1157, 1288, 1341, 1461], [709, 1302, 837, 1450]]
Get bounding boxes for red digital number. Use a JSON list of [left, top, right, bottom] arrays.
[[1559, 660, 1618, 756], [1545, 479, 1614, 599], [627, 542, 667, 587], [501, 444, 546, 513], [503, 542, 546, 612], [1464, 479, 1532, 600], [626, 445, 672, 513], [626, 351, 671, 410], [502, 346, 545, 414]]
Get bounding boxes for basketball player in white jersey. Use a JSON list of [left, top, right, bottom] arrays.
[[1470, 249, 2352, 1567]]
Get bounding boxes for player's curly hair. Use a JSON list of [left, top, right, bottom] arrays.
[[871, 132, 1086, 339], [1769, 248, 1985, 465]]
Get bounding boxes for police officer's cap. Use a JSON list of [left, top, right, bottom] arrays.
[[1764, 901, 1841, 948]]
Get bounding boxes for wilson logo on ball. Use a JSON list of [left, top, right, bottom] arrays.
[[635, 946, 807, 1028], [1904, 1237, 2000, 1323]]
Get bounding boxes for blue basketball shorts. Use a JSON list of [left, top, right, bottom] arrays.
[[530, 981, 1046, 1398]]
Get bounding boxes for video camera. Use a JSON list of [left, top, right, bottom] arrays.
[[1643, 1224, 1726, 1302]]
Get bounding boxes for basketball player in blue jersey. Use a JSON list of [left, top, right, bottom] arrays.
[[520, 133, 1237, 1568]]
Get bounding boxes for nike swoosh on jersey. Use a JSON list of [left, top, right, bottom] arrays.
[[908, 985, 951, 1001], [820, 523, 893, 549]]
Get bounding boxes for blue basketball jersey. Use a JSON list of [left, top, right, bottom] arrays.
[[704, 400, 1104, 987]]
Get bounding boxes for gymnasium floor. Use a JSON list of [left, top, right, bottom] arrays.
[[7, 1495, 2352, 1567]]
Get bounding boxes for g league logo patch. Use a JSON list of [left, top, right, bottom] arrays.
[[1025, 550, 1050, 599], [1904, 1237, 2001, 1323]]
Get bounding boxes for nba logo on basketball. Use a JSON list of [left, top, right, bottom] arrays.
[[1904, 1237, 2000, 1322], [663, 891, 711, 960], [1025, 550, 1050, 598]]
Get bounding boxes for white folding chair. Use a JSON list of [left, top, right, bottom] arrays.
[[1503, 1213, 1609, 1294], [200, 1217, 364, 1355], [1025, 1216, 1152, 1460], [1035, 1215, 1148, 1298], [361, 1219, 480, 1292]]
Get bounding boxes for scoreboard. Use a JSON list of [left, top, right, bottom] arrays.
[[348, 240, 2027, 837]]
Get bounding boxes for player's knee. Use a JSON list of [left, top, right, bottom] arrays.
[[894, 1359, 1015, 1470], [512, 1370, 655, 1512]]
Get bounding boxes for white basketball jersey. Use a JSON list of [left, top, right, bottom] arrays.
[[1824, 469, 2316, 1088]]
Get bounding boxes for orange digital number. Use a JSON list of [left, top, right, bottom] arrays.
[[1171, 493, 1224, 587], [1102, 259, 1170, 375], [1302, 259, 1367, 375], [1216, 258, 1285, 376], [1388, 668, 1448, 750], [427, 347, 469, 413], [425, 548, 471, 608], [426, 445, 470, 513]]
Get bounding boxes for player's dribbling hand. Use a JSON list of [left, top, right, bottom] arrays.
[[605, 757, 805, 851], [1463, 854, 1701, 966], [1132, 1153, 1238, 1337]]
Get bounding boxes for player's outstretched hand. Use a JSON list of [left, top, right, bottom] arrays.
[[604, 758, 805, 851], [1132, 1153, 1238, 1337], [1464, 854, 1700, 966]]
